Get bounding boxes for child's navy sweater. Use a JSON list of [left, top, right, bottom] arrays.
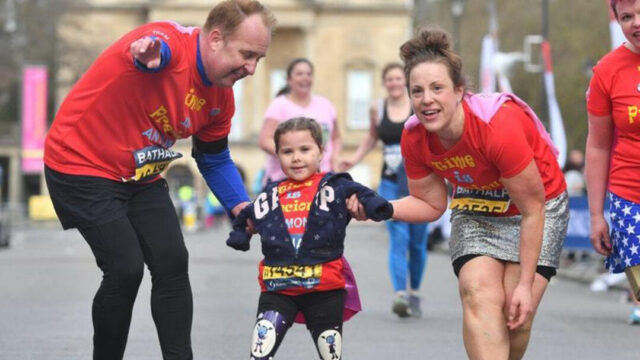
[[227, 172, 393, 266]]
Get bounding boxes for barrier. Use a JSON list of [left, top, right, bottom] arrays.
[[564, 195, 609, 251], [28, 195, 58, 221]]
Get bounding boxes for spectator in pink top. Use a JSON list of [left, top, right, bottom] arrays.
[[258, 58, 342, 184]]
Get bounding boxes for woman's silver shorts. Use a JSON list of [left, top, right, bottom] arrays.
[[449, 191, 569, 268]]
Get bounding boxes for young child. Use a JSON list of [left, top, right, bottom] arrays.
[[227, 117, 393, 360]]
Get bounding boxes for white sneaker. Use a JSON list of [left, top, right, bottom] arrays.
[[392, 295, 411, 318], [629, 307, 640, 325], [408, 295, 423, 318]]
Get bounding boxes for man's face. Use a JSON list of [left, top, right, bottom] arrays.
[[203, 14, 271, 87]]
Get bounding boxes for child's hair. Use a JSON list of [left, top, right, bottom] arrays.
[[273, 117, 323, 153]]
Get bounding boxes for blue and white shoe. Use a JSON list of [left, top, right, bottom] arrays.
[[628, 307, 640, 325]]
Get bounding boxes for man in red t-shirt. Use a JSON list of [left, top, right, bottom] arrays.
[[43, 1, 275, 359]]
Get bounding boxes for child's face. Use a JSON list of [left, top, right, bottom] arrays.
[[277, 129, 322, 182]]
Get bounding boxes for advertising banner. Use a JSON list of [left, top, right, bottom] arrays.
[[21, 65, 48, 173]]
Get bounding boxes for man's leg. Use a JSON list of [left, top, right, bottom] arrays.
[[127, 180, 193, 360], [78, 218, 145, 360]]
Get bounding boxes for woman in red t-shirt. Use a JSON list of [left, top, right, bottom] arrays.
[[384, 28, 568, 359], [585, 0, 640, 325]]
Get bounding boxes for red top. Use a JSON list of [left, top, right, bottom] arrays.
[[44, 21, 234, 182], [587, 45, 640, 203], [258, 173, 345, 295], [402, 101, 566, 216]]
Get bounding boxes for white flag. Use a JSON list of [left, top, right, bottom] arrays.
[[541, 41, 567, 168], [479, 34, 497, 93]]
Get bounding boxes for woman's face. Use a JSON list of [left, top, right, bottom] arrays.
[[383, 67, 406, 100], [408, 61, 463, 134], [287, 62, 313, 96], [617, 0, 640, 53]]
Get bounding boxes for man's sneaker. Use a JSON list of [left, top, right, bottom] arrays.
[[629, 307, 640, 325], [392, 295, 411, 318], [408, 294, 423, 318]]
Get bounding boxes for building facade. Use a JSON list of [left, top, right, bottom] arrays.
[[50, 0, 413, 203]]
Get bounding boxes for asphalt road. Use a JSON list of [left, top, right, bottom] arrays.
[[0, 222, 637, 359]]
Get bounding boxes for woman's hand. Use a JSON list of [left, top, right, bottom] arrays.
[[590, 214, 612, 256], [506, 282, 533, 330], [336, 158, 355, 172], [346, 194, 367, 220]]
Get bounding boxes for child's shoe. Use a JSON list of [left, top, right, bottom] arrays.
[[408, 294, 423, 318], [392, 295, 411, 318]]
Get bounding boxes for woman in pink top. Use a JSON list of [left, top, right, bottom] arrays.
[[259, 58, 342, 184]]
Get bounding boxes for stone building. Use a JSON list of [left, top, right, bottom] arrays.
[[48, 0, 413, 205]]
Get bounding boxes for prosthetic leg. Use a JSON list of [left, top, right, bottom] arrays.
[[311, 326, 343, 360], [250, 311, 290, 359]]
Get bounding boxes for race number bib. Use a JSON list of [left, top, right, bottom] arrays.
[[449, 186, 511, 214], [262, 264, 322, 291], [131, 145, 182, 181], [383, 144, 403, 176]]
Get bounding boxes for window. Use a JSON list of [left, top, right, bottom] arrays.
[[346, 70, 372, 129], [229, 79, 244, 140]]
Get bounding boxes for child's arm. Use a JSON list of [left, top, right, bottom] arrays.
[[226, 204, 254, 251], [341, 179, 393, 221]]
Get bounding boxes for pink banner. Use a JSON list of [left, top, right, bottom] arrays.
[[21, 66, 48, 173]]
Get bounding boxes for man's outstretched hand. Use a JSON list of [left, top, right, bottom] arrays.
[[130, 37, 162, 69]]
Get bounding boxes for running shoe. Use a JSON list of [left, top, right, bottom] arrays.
[[392, 295, 411, 318], [408, 294, 423, 318], [629, 307, 640, 325]]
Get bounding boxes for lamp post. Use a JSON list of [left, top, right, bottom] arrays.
[[451, 0, 466, 53]]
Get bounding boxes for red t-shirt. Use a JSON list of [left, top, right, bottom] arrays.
[[402, 101, 566, 216], [44, 22, 234, 182], [258, 173, 345, 295], [587, 45, 640, 203]]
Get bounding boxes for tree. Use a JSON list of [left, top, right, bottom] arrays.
[[0, 0, 85, 125], [412, 0, 610, 152]]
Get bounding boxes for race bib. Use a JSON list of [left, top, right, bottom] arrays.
[[383, 144, 403, 176], [449, 186, 511, 214], [262, 264, 322, 291], [131, 145, 182, 181]]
